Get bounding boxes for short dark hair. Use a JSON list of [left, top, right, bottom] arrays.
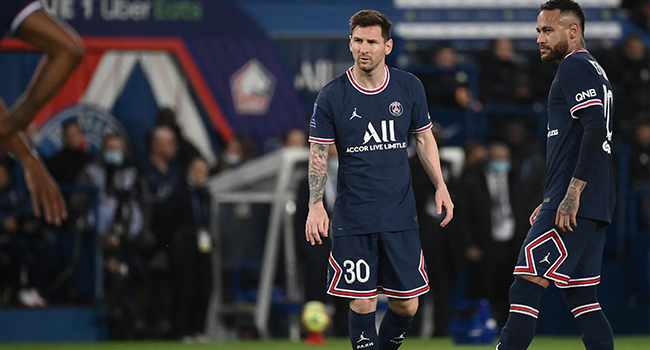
[[349, 10, 392, 42], [540, 0, 586, 36]]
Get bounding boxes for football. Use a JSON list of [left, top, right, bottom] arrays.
[[301, 301, 330, 334]]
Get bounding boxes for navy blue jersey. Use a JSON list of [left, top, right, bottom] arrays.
[[0, 0, 40, 37], [541, 50, 615, 223], [309, 65, 432, 236]]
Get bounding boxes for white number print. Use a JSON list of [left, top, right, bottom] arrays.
[[589, 60, 610, 81], [342, 259, 371, 284], [602, 84, 613, 154]]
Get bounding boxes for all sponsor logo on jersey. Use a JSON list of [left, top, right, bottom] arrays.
[[389, 101, 403, 117], [346, 120, 407, 154]]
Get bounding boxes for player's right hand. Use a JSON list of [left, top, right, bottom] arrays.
[[529, 203, 542, 226], [305, 202, 329, 245]]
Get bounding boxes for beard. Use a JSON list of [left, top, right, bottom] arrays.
[[355, 56, 381, 74], [540, 38, 569, 62]]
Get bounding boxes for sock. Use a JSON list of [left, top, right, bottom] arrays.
[[496, 277, 547, 350], [378, 307, 413, 350], [563, 286, 614, 350], [349, 309, 377, 350]]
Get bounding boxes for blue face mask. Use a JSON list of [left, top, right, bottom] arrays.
[[489, 160, 510, 174], [103, 149, 124, 166]]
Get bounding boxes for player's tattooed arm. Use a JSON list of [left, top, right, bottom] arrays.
[[556, 177, 586, 232], [308, 143, 329, 207]]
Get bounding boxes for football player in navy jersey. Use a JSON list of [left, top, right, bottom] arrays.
[[305, 10, 453, 350], [496, 1, 615, 350], [0, 1, 84, 225]]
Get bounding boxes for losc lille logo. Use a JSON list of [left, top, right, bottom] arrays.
[[230, 59, 276, 115]]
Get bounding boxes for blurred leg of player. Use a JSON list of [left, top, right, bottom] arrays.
[[0, 6, 84, 225]]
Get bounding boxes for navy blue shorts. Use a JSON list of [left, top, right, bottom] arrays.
[[327, 229, 429, 299], [513, 210, 607, 288]]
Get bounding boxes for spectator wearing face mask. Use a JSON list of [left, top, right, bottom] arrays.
[[133, 125, 181, 338], [161, 157, 213, 342], [70, 133, 151, 339], [216, 134, 255, 173], [455, 141, 530, 329]]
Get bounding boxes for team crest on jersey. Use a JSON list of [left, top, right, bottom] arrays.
[[389, 101, 403, 117]]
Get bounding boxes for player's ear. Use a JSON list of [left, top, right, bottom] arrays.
[[568, 22, 580, 40], [384, 38, 393, 55]]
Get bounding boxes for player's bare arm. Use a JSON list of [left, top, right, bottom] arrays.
[[0, 10, 84, 139], [555, 177, 586, 232], [306, 143, 330, 245], [0, 99, 67, 225], [412, 130, 454, 227]]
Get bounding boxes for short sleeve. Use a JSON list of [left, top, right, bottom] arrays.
[[408, 74, 433, 134], [308, 89, 336, 144], [558, 57, 604, 118]]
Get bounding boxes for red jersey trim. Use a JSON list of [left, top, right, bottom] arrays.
[[570, 99, 603, 118], [308, 137, 335, 144], [564, 49, 589, 59], [346, 65, 390, 95], [409, 122, 433, 134]]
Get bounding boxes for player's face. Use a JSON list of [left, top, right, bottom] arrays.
[[536, 9, 570, 62], [349, 25, 393, 74]]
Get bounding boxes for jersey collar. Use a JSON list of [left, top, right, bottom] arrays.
[[564, 49, 589, 59], [346, 65, 390, 95]]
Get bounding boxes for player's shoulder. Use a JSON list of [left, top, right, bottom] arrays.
[[318, 70, 349, 97], [559, 50, 599, 75], [388, 67, 425, 96], [389, 66, 423, 84]]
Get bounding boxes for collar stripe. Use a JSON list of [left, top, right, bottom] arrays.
[[346, 65, 390, 95], [565, 49, 589, 59]]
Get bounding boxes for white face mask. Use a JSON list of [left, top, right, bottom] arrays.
[[328, 157, 339, 176], [103, 149, 124, 166], [489, 160, 511, 174], [223, 153, 242, 166]]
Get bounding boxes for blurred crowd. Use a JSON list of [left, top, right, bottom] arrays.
[[0, 32, 647, 342], [0, 107, 260, 342]]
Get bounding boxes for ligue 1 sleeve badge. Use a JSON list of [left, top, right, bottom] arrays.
[[389, 101, 403, 117]]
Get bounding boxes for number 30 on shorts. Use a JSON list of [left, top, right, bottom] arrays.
[[343, 259, 370, 284]]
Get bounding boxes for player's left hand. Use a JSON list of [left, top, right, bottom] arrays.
[[555, 194, 579, 232], [435, 186, 454, 227], [23, 157, 67, 226]]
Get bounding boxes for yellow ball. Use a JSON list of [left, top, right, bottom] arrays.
[[301, 301, 330, 333]]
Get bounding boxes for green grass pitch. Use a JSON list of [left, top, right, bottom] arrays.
[[0, 336, 647, 350]]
